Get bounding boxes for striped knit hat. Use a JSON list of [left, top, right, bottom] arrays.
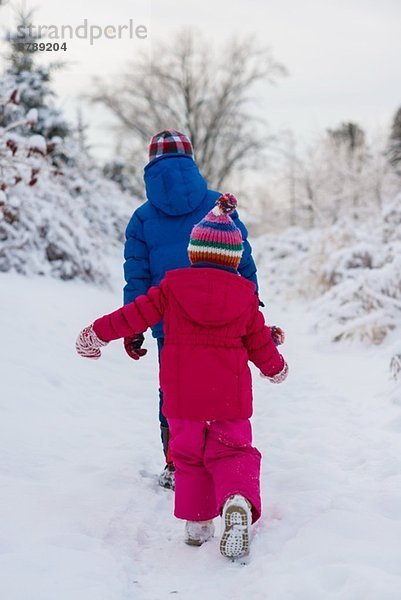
[[188, 193, 243, 270], [148, 129, 193, 162]]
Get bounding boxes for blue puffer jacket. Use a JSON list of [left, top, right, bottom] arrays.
[[123, 153, 258, 338]]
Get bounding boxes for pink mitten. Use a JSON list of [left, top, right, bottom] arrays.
[[260, 360, 289, 384], [76, 324, 108, 360]]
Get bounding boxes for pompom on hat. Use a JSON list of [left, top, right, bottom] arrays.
[[188, 193, 244, 270], [148, 129, 193, 161]]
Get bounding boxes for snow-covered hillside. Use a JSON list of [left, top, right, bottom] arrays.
[[1, 264, 400, 600]]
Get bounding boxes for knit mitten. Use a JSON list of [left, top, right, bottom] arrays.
[[123, 333, 148, 360], [260, 360, 289, 383], [76, 324, 108, 359], [271, 326, 285, 346]]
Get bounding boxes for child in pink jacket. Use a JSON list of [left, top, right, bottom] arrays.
[[76, 194, 288, 559]]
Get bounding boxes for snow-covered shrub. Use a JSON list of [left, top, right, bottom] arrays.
[[253, 227, 319, 298], [308, 197, 401, 344], [0, 70, 136, 284], [254, 195, 401, 350], [389, 344, 401, 381], [0, 151, 134, 283], [312, 257, 401, 344], [102, 158, 141, 197]]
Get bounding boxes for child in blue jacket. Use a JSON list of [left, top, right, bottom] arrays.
[[122, 130, 260, 490]]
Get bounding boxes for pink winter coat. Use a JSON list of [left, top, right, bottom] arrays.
[[93, 267, 284, 421]]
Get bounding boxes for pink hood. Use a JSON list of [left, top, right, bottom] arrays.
[[163, 268, 256, 328]]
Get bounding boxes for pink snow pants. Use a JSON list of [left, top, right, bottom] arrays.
[[168, 419, 262, 523]]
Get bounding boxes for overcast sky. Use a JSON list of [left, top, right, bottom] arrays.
[[1, 0, 400, 160]]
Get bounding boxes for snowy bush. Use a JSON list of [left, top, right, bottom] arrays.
[[254, 195, 401, 378], [389, 342, 401, 382], [253, 227, 318, 298], [0, 72, 136, 285], [312, 257, 401, 345], [308, 198, 401, 345]]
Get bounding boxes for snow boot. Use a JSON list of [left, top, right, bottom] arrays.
[[158, 463, 175, 490], [220, 495, 252, 559], [185, 520, 215, 546]]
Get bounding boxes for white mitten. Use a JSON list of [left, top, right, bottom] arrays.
[[260, 360, 288, 383], [76, 324, 108, 360]]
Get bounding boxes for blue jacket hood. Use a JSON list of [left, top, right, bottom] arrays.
[[143, 154, 208, 216]]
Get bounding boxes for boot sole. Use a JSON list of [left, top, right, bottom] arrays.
[[185, 538, 205, 547], [185, 524, 215, 547], [220, 504, 250, 558]]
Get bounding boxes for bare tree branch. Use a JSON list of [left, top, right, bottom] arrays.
[[88, 29, 287, 189]]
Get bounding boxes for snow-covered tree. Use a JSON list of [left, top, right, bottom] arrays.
[[388, 106, 401, 174], [327, 122, 365, 152], [264, 125, 399, 230], [102, 158, 141, 197], [3, 8, 70, 142], [90, 29, 286, 189], [0, 10, 136, 284]]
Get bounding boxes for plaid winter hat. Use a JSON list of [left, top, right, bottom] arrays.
[[148, 129, 193, 161], [188, 193, 243, 270]]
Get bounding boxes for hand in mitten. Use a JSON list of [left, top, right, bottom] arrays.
[[270, 326, 285, 346], [260, 360, 289, 384], [123, 333, 147, 360], [76, 324, 108, 360]]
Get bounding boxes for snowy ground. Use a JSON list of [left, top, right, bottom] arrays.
[[1, 267, 401, 600]]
